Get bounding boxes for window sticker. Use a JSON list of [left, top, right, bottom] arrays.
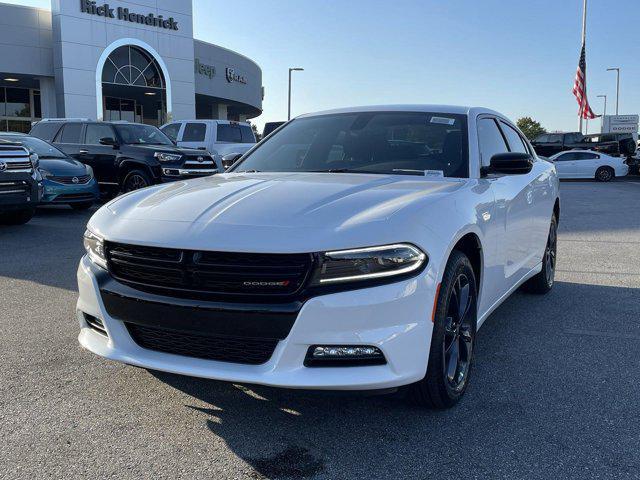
[[430, 116, 456, 126], [424, 170, 445, 178]]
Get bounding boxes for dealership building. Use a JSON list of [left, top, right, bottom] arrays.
[[0, 0, 263, 132]]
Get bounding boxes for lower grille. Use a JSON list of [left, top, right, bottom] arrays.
[[84, 313, 107, 336], [54, 193, 95, 201], [126, 323, 278, 365], [0, 181, 28, 195]]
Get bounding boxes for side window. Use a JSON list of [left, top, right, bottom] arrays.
[[556, 152, 576, 161], [534, 134, 549, 143], [477, 118, 508, 165], [85, 124, 116, 145], [57, 123, 83, 144], [217, 124, 242, 143], [547, 134, 563, 143], [240, 125, 256, 143], [576, 152, 598, 160], [161, 123, 181, 142], [182, 123, 207, 142], [30, 122, 62, 141], [499, 122, 528, 154]]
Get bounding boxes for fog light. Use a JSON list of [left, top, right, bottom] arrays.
[[305, 345, 386, 367], [163, 168, 180, 176]]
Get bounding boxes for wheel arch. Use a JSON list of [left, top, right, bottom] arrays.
[[438, 228, 484, 306], [553, 197, 560, 223], [117, 159, 155, 184]]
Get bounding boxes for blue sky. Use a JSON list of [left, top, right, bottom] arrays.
[[7, 0, 640, 132]]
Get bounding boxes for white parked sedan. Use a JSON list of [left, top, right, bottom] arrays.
[[549, 149, 628, 181], [77, 105, 560, 408]]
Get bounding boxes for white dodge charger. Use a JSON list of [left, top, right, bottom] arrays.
[[77, 105, 560, 408]]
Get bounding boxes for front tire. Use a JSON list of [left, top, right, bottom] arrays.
[[522, 214, 557, 294], [409, 250, 477, 409], [121, 169, 152, 193], [595, 166, 614, 182]]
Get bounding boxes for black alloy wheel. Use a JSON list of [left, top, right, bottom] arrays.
[[595, 167, 613, 182], [522, 214, 558, 294], [122, 169, 151, 193], [409, 250, 477, 409]]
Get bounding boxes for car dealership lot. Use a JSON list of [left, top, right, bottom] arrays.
[[1, 180, 639, 479]]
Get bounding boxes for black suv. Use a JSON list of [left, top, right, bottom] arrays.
[[30, 120, 218, 193], [0, 141, 40, 225], [532, 131, 636, 158]]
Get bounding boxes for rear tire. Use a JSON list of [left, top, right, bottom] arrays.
[[70, 202, 93, 210], [0, 208, 35, 225], [409, 250, 477, 409], [121, 169, 152, 193], [595, 166, 614, 182], [522, 214, 557, 294]]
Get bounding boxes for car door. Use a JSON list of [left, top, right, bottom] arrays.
[[79, 123, 120, 184], [574, 152, 599, 177], [177, 122, 208, 151], [553, 152, 578, 178], [478, 117, 535, 292], [52, 122, 84, 159]]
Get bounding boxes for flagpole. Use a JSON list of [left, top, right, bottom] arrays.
[[579, 0, 587, 134]]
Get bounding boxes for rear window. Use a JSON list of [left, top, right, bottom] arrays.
[[57, 123, 83, 144], [217, 124, 242, 143], [182, 123, 207, 142], [30, 122, 62, 142]]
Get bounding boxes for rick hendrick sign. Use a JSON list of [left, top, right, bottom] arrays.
[[80, 1, 179, 30]]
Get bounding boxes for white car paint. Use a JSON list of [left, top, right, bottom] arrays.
[[550, 150, 629, 179], [77, 105, 559, 391], [160, 120, 256, 170]]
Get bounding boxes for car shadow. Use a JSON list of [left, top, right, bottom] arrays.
[[148, 280, 640, 479]]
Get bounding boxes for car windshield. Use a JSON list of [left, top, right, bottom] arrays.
[[114, 124, 173, 145], [1, 135, 67, 159], [232, 111, 469, 177]]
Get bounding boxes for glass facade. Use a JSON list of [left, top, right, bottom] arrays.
[[0, 87, 41, 133]]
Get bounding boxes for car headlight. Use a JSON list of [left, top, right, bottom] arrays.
[[310, 243, 426, 285], [39, 168, 53, 179], [154, 152, 182, 162], [29, 153, 39, 168], [83, 229, 107, 269], [85, 165, 94, 177]]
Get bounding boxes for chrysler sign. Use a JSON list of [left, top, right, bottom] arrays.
[[80, 1, 179, 31]]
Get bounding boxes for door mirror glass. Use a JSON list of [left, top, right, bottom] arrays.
[[221, 153, 242, 170], [99, 137, 117, 146], [483, 153, 534, 175]]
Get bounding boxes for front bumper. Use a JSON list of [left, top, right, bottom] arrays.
[[0, 173, 39, 209], [41, 178, 100, 204], [76, 255, 436, 390]]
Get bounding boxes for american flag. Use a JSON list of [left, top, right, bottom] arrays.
[[572, 43, 597, 119]]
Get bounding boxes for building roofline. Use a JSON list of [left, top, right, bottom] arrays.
[[193, 39, 261, 73]]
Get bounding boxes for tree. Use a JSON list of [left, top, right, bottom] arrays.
[[516, 117, 547, 140], [248, 122, 260, 141]]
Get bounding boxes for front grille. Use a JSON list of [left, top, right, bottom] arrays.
[[50, 174, 91, 184], [183, 161, 216, 170], [4, 161, 32, 171], [0, 181, 28, 195], [126, 323, 278, 364], [54, 193, 95, 201], [105, 242, 314, 299]]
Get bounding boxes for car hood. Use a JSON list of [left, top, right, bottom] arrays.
[[93, 172, 466, 252], [39, 157, 88, 175], [122, 144, 205, 156]]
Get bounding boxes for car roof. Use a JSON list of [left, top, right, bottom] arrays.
[[295, 104, 505, 119]]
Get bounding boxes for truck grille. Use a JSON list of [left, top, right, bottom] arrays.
[[126, 323, 279, 365], [3, 161, 32, 171], [104, 242, 315, 299], [0, 181, 29, 195]]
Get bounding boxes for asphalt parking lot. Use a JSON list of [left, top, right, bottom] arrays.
[[2, 179, 640, 480]]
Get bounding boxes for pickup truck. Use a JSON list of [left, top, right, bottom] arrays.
[[531, 132, 636, 158], [0, 141, 41, 225], [160, 120, 257, 168]]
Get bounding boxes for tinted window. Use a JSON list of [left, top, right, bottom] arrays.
[[2, 135, 66, 158], [58, 123, 83, 143], [113, 124, 172, 145], [217, 124, 242, 143], [161, 123, 181, 142], [182, 123, 207, 142], [30, 122, 62, 141], [478, 118, 508, 165], [575, 152, 598, 160], [555, 152, 577, 161], [85, 124, 115, 145], [499, 122, 528, 153], [234, 112, 469, 178], [547, 134, 562, 143], [240, 125, 256, 143], [5, 88, 30, 117], [534, 134, 549, 143]]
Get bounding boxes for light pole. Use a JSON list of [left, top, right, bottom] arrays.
[[597, 94, 607, 131], [288, 67, 304, 120], [606, 67, 620, 115]]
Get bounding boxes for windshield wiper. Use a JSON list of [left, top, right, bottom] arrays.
[[237, 169, 261, 173], [310, 168, 384, 174]]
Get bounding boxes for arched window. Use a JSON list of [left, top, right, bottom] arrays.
[[101, 45, 165, 89]]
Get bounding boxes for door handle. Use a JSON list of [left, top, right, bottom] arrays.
[[79, 149, 89, 154]]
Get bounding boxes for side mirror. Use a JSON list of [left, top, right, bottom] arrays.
[[99, 137, 117, 146], [221, 153, 242, 170], [482, 153, 534, 176]]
